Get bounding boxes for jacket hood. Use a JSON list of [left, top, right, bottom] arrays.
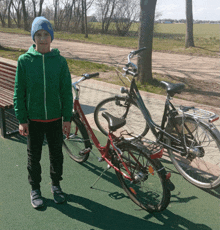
[[26, 45, 60, 57]]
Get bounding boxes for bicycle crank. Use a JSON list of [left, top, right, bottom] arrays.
[[187, 146, 205, 160]]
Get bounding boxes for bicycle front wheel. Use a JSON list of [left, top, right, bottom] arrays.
[[113, 143, 171, 212], [94, 96, 149, 137], [63, 119, 91, 163], [166, 115, 220, 189]]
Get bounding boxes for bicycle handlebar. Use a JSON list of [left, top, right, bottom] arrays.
[[72, 72, 99, 87], [125, 47, 146, 73], [82, 72, 99, 79], [130, 47, 147, 56]]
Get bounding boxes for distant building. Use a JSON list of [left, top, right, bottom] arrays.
[[163, 21, 172, 24], [156, 19, 219, 24], [87, 16, 98, 23]]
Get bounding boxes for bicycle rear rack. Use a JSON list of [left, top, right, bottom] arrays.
[[178, 106, 219, 123]]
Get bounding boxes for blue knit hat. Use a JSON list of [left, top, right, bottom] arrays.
[[31, 16, 54, 42]]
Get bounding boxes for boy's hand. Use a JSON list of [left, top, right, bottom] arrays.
[[63, 121, 71, 139], [19, 123, 29, 136]]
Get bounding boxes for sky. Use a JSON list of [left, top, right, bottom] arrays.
[[156, 0, 220, 21]]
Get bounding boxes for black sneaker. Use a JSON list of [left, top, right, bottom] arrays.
[[51, 185, 66, 204], [30, 189, 44, 208]]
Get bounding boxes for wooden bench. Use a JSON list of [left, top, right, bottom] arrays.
[[0, 61, 19, 138]]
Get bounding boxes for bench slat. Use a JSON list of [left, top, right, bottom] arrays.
[[0, 67, 16, 74], [0, 61, 17, 70], [0, 71, 16, 79], [0, 82, 15, 91]]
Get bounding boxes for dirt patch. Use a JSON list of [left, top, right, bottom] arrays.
[[162, 75, 220, 107]]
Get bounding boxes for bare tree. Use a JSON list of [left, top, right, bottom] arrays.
[[114, 0, 139, 36], [11, 0, 22, 28], [53, 0, 59, 30], [43, 5, 54, 20], [96, 0, 118, 34], [0, 0, 10, 27], [185, 0, 194, 48], [32, 0, 44, 18], [64, 0, 75, 30], [21, 0, 29, 30], [138, 0, 157, 83], [53, 0, 80, 31], [82, 0, 95, 37], [7, 0, 13, 27]]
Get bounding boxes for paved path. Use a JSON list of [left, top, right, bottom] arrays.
[[0, 32, 219, 83]]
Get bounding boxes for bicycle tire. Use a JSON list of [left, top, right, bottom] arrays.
[[63, 117, 91, 163], [113, 143, 171, 212], [94, 96, 149, 137], [166, 115, 220, 189]]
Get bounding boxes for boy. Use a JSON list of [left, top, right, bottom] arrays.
[[13, 16, 73, 208]]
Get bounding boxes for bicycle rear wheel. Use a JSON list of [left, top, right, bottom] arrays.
[[166, 115, 220, 189], [113, 143, 171, 212], [94, 96, 149, 137], [63, 118, 91, 163]]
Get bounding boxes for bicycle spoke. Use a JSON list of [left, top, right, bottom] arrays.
[[114, 144, 170, 212], [167, 116, 220, 188]]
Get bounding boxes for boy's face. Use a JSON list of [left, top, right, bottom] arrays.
[[34, 29, 51, 54]]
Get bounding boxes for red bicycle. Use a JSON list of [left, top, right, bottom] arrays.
[[62, 73, 175, 212]]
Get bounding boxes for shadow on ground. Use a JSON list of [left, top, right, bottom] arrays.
[[38, 194, 212, 230]]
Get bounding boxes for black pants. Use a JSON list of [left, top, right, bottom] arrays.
[[27, 119, 63, 190]]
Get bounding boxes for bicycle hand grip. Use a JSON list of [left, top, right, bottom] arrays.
[[132, 47, 147, 55], [83, 72, 99, 79], [127, 70, 138, 77]]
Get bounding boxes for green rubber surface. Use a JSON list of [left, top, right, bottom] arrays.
[[0, 129, 220, 230]]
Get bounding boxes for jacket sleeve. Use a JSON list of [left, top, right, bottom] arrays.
[[60, 58, 73, 122], [13, 56, 28, 124]]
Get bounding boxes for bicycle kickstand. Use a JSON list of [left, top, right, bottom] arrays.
[[90, 164, 111, 189]]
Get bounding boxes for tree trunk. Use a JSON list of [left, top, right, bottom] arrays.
[[84, 0, 88, 38], [81, 0, 85, 34], [8, 0, 13, 28], [32, 0, 37, 18], [54, 0, 58, 30], [185, 0, 195, 48], [0, 13, 6, 27], [38, 0, 44, 16], [138, 0, 157, 84], [21, 0, 29, 31]]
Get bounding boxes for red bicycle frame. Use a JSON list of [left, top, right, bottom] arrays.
[[72, 74, 164, 182], [74, 98, 134, 181]]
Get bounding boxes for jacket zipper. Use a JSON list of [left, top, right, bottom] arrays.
[[58, 95, 61, 109], [43, 55, 48, 119], [28, 93, 30, 110]]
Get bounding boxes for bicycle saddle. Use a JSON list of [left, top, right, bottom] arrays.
[[161, 81, 185, 97], [102, 112, 126, 132]]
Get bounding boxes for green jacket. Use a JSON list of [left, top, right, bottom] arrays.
[[13, 45, 73, 124]]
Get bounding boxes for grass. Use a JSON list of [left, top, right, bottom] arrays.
[[0, 45, 168, 95], [0, 45, 114, 76], [0, 23, 219, 57], [67, 58, 114, 76], [0, 46, 26, 60]]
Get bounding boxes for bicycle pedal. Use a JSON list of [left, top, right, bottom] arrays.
[[79, 148, 91, 156], [98, 157, 105, 162]]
